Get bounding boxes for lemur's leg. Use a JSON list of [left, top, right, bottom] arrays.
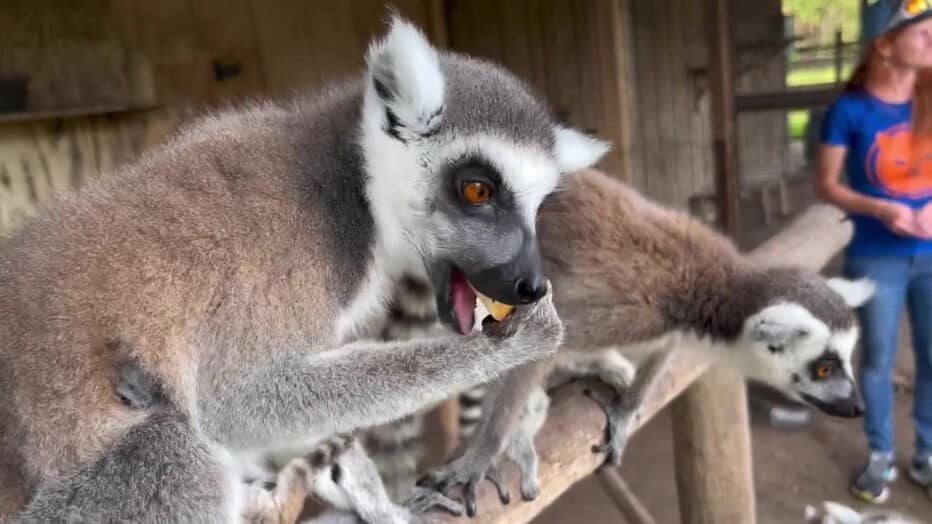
[[305, 438, 447, 524], [498, 350, 635, 503], [242, 434, 354, 524], [585, 349, 676, 467], [413, 359, 553, 517], [9, 408, 240, 524], [502, 388, 550, 501]]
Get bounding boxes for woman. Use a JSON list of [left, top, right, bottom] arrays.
[[817, 0, 932, 504]]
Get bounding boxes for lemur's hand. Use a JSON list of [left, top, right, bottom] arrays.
[[481, 280, 563, 361]]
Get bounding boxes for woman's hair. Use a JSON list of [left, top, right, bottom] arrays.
[[845, 25, 932, 136]]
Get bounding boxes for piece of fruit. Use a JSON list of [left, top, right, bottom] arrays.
[[475, 291, 515, 321]]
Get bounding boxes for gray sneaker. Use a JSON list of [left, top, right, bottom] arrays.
[[908, 454, 932, 498], [850, 452, 898, 504]]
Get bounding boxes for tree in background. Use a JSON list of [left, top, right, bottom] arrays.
[[784, 0, 861, 46]]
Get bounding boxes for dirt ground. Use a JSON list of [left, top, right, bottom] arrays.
[[534, 181, 932, 523]]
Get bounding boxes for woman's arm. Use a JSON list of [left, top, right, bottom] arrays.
[[815, 144, 918, 236]]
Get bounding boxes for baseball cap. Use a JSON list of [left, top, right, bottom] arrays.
[[863, 0, 932, 42]]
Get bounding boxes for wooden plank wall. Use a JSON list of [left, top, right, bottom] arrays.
[[624, 0, 786, 209], [445, 0, 785, 210], [0, 0, 433, 236], [443, 0, 635, 181], [0, 0, 787, 234]]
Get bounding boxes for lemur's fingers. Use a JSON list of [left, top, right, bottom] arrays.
[[464, 477, 481, 518], [584, 387, 632, 468], [484, 465, 510, 505], [403, 487, 465, 517]]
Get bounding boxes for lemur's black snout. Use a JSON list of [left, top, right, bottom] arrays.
[[467, 228, 547, 306], [852, 397, 865, 417], [515, 273, 547, 304], [802, 388, 865, 418]]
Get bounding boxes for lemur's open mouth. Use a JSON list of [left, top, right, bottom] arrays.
[[450, 268, 477, 335]]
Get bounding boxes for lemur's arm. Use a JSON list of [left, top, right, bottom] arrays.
[[415, 359, 552, 517], [200, 290, 563, 453]]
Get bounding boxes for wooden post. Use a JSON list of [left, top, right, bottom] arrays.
[[671, 1, 755, 523], [608, 0, 636, 184], [671, 366, 755, 524], [706, 0, 740, 238], [834, 29, 844, 84]]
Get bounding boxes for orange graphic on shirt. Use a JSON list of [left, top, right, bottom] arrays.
[[866, 123, 932, 198]]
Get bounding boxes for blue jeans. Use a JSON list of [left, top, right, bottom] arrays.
[[845, 254, 932, 457]]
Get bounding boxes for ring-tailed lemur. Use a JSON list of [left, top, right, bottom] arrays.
[[414, 168, 875, 516], [0, 16, 611, 522]]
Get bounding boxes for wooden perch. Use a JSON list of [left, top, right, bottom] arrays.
[[429, 204, 853, 524]]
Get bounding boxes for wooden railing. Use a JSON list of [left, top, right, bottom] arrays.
[[430, 204, 854, 524]]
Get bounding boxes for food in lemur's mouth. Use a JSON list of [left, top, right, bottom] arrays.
[[473, 287, 515, 321]]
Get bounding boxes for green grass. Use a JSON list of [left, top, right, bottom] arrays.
[[788, 110, 810, 140], [786, 64, 855, 87], [783, 63, 855, 140]]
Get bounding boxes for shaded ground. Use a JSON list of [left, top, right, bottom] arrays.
[[535, 179, 932, 523], [536, 366, 931, 523]]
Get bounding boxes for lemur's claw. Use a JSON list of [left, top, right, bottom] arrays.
[[485, 465, 511, 505], [584, 387, 633, 468]]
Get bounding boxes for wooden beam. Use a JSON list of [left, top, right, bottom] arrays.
[[735, 86, 842, 112], [432, 350, 710, 524], [598, 467, 658, 524]]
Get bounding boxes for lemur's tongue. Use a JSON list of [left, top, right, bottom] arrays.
[[451, 269, 476, 335]]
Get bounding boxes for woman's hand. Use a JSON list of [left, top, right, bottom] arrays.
[[913, 201, 932, 239], [876, 201, 922, 237]]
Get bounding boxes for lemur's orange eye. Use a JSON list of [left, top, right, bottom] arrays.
[[816, 364, 833, 379], [462, 181, 493, 205]]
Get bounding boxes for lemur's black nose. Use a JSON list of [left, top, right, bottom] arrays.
[[853, 399, 865, 417], [515, 274, 547, 304]]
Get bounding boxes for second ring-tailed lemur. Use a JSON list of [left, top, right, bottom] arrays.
[[412, 168, 875, 516], [0, 16, 611, 522]]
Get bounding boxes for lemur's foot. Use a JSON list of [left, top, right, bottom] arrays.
[[584, 387, 635, 468], [241, 434, 353, 524], [505, 433, 541, 501], [403, 487, 466, 518], [415, 454, 510, 517]]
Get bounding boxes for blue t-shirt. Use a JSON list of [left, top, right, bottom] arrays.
[[820, 90, 932, 256]]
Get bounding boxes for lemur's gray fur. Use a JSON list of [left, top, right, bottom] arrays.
[[410, 169, 875, 516], [0, 16, 611, 522]]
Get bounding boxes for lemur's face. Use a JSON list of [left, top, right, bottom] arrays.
[[360, 17, 609, 334], [738, 278, 875, 418], [425, 139, 575, 335]]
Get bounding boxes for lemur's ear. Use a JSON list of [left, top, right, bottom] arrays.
[[750, 319, 809, 347], [826, 277, 875, 308], [364, 15, 445, 142], [748, 304, 811, 347], [553, 126, 611, 173]]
